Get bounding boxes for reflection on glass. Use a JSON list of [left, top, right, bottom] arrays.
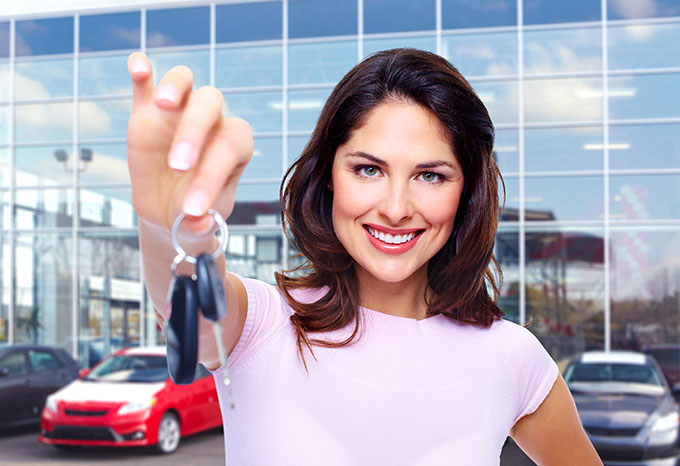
[[0, 234, 7, 343], [442, 31, 516, 77], [609, 23, 680, 70], [216, 46, 282, 88], [611, 227, 680, 350], [15, 146, 73, 186], [525, 126, 603, 172], [80, 55, 131, 96], [610, 174, 680, 221], [288, 0, 357, 39], [80, 187, 135, 228], [609, 74, 680, 120], [494, 129, 518, 174], [15, 189, 73, 229], [15, 58, 73, 99], [226, 229, 283, 284], [523, 0, 600, 25], [16, 18, 73, 57], [0, 63, 8, 100], [242, 137, 283, 180], [0, 190, 9, 227], [80, 12, 140, 52], [148, 49, 210, 89], [287, 88, 332, 131], [524, 27, 601, 74], [470, 81, 517, 125], [232, 183, 280, 225], [216, 2, 282, 43], [609, 123, 680, 170], [363, 35, 436, 59], [499, 176, 518, 221], [79, 99, 131, 140], [288, 41, 357, 85], [0, 22, 8, 59], [0, 148, 8, 187], [146, 7, 210, 47], [441, 0, 516, 29], [525, 176, 603, 221], [79, 144, 130, 184], [364, 0, 435, 33], [0, 105, 8, 145], [526, 227, 605, 360], [524, 78, 602, 123], [14, 234, 73, 346], [15, 102, 72, 143], [79, 232, 141, 362], [495, 227, 519, 322], [224, 91, 282, 133], [608, 0, 680, 20]]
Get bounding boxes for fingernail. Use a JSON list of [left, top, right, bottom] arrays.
[[156, 84, 176, 104], [168, 142, 195, 171], [131, 59, 147, 75], [183, 190, 209, 217]]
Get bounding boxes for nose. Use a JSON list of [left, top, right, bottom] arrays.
[[377, 178, 414, 225]]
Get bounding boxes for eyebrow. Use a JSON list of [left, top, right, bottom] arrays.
[[346, 151, 457, 170]]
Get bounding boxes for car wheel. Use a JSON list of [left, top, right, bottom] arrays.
[[155, 412, 181, 454]]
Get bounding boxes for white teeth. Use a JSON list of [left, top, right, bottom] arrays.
[[367, 227, 417, 245]]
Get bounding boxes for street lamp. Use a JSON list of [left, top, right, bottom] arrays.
[[53, 148, 93, 172]]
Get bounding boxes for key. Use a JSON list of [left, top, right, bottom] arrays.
[[166, 275, 199, 385]]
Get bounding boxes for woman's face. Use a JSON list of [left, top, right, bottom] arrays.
[[331, 100, 464, 286]]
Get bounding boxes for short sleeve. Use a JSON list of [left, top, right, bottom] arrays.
[[500, 321, 559, 425]]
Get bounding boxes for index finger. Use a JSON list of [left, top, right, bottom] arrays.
[[128, 52, 154, 111]]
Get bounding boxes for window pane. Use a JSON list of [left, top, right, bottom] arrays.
[[609, 23, 680, 70], [0, 234, 8, 343], [216, 45, 282, 88], [15, 190, 73, 228], [15, 234, 73, 347], [289, 0, 357, 39], [288, 88, 332, 132], [232, 183, 281, 225], [364, 0, 435, 34], [524, 0, 600, 25], [15, 102, 73, 143], [470, 81, 517, 125], [609, 73, 680, 120], [80, 12, 140, 52], [525, 126, 603, 172], [442, 31, 517, 77], [79, 144, 130, 184], [494, 129, 518, 174], [148, 49, 210, 89], [79, 99, 131, 140], [16, 17, 73, 57], [524, 78, 602, 123], [80, 187, 135, 228], [15, 58, 73, 99], [146, 7, 209, 47], [226, 229, 283, 284], [0, 191, 9, 227], [0, 23, 9, 59], [496, 227, 519, 322], [0, 148, 8, 186], [224, 91, 282, 133], [524, 27, 601, 74], [525, 176, 604, 221], [526, 227, 605, 359], [608, 0, 680, 20], [288, 135, 310, 167], [611, 174, 680, 221], [609, 123, 680, 170], [216, 2, 282, 43], [0, 63, 9, 101], [242, 137, 283, 180], [442, 0, 516, 29], [288, 40, 356, 85], [15, 146, 73, 186], [500, 176, 519, 221], [363, 35, 436, 59], [0, 105, 8, 145], [80, 54, 131, 96], [611, 227, 680, 349]]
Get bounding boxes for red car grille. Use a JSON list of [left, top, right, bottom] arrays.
[[51, 426, 116, 441], [64, 409, 108, 417]]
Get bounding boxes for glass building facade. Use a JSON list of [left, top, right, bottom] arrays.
[[0, 0, 679, 368]]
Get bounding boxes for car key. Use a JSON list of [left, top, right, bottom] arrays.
[[166, 274, 199, 385]]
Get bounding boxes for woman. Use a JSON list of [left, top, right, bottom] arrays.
[[127, 48, 601, 465]]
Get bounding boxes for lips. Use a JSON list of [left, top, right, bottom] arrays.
[[363, 224, 423, 255]]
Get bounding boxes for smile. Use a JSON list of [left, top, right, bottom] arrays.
[[366, 226, 418, 244], [363, 224, 424, 255]]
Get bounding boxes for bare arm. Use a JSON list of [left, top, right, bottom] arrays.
[[510, 374, 603, 466]]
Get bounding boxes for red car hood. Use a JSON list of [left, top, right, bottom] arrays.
[[52, 380, 166, 404]]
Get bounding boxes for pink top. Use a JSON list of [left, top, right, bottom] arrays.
[[213, 276, 558, 465]]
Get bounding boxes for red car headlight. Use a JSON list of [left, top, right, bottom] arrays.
[[117, 398, 157, 415]]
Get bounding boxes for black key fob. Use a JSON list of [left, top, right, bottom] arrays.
[[166, 275, 199, 385], [196, 253, 226, 322]]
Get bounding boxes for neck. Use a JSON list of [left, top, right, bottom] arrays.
[[355, 265, 430, 320]]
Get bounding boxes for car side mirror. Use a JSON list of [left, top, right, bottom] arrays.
[[78, 368, 89, 379], [0, 368, 8, 377], [672, 383, 680, 402]]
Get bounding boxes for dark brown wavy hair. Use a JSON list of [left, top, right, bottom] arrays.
[[276, 48, 504, 362]]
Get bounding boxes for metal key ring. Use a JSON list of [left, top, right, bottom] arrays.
[[171, 209, 229, 264]]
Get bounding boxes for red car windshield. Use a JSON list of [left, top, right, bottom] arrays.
[[86, 355, 168, 383]]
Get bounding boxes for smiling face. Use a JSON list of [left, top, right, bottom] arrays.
[[331, 99, 464, 289]]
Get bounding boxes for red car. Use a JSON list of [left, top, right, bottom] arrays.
[[39, 346, 222, 454]]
